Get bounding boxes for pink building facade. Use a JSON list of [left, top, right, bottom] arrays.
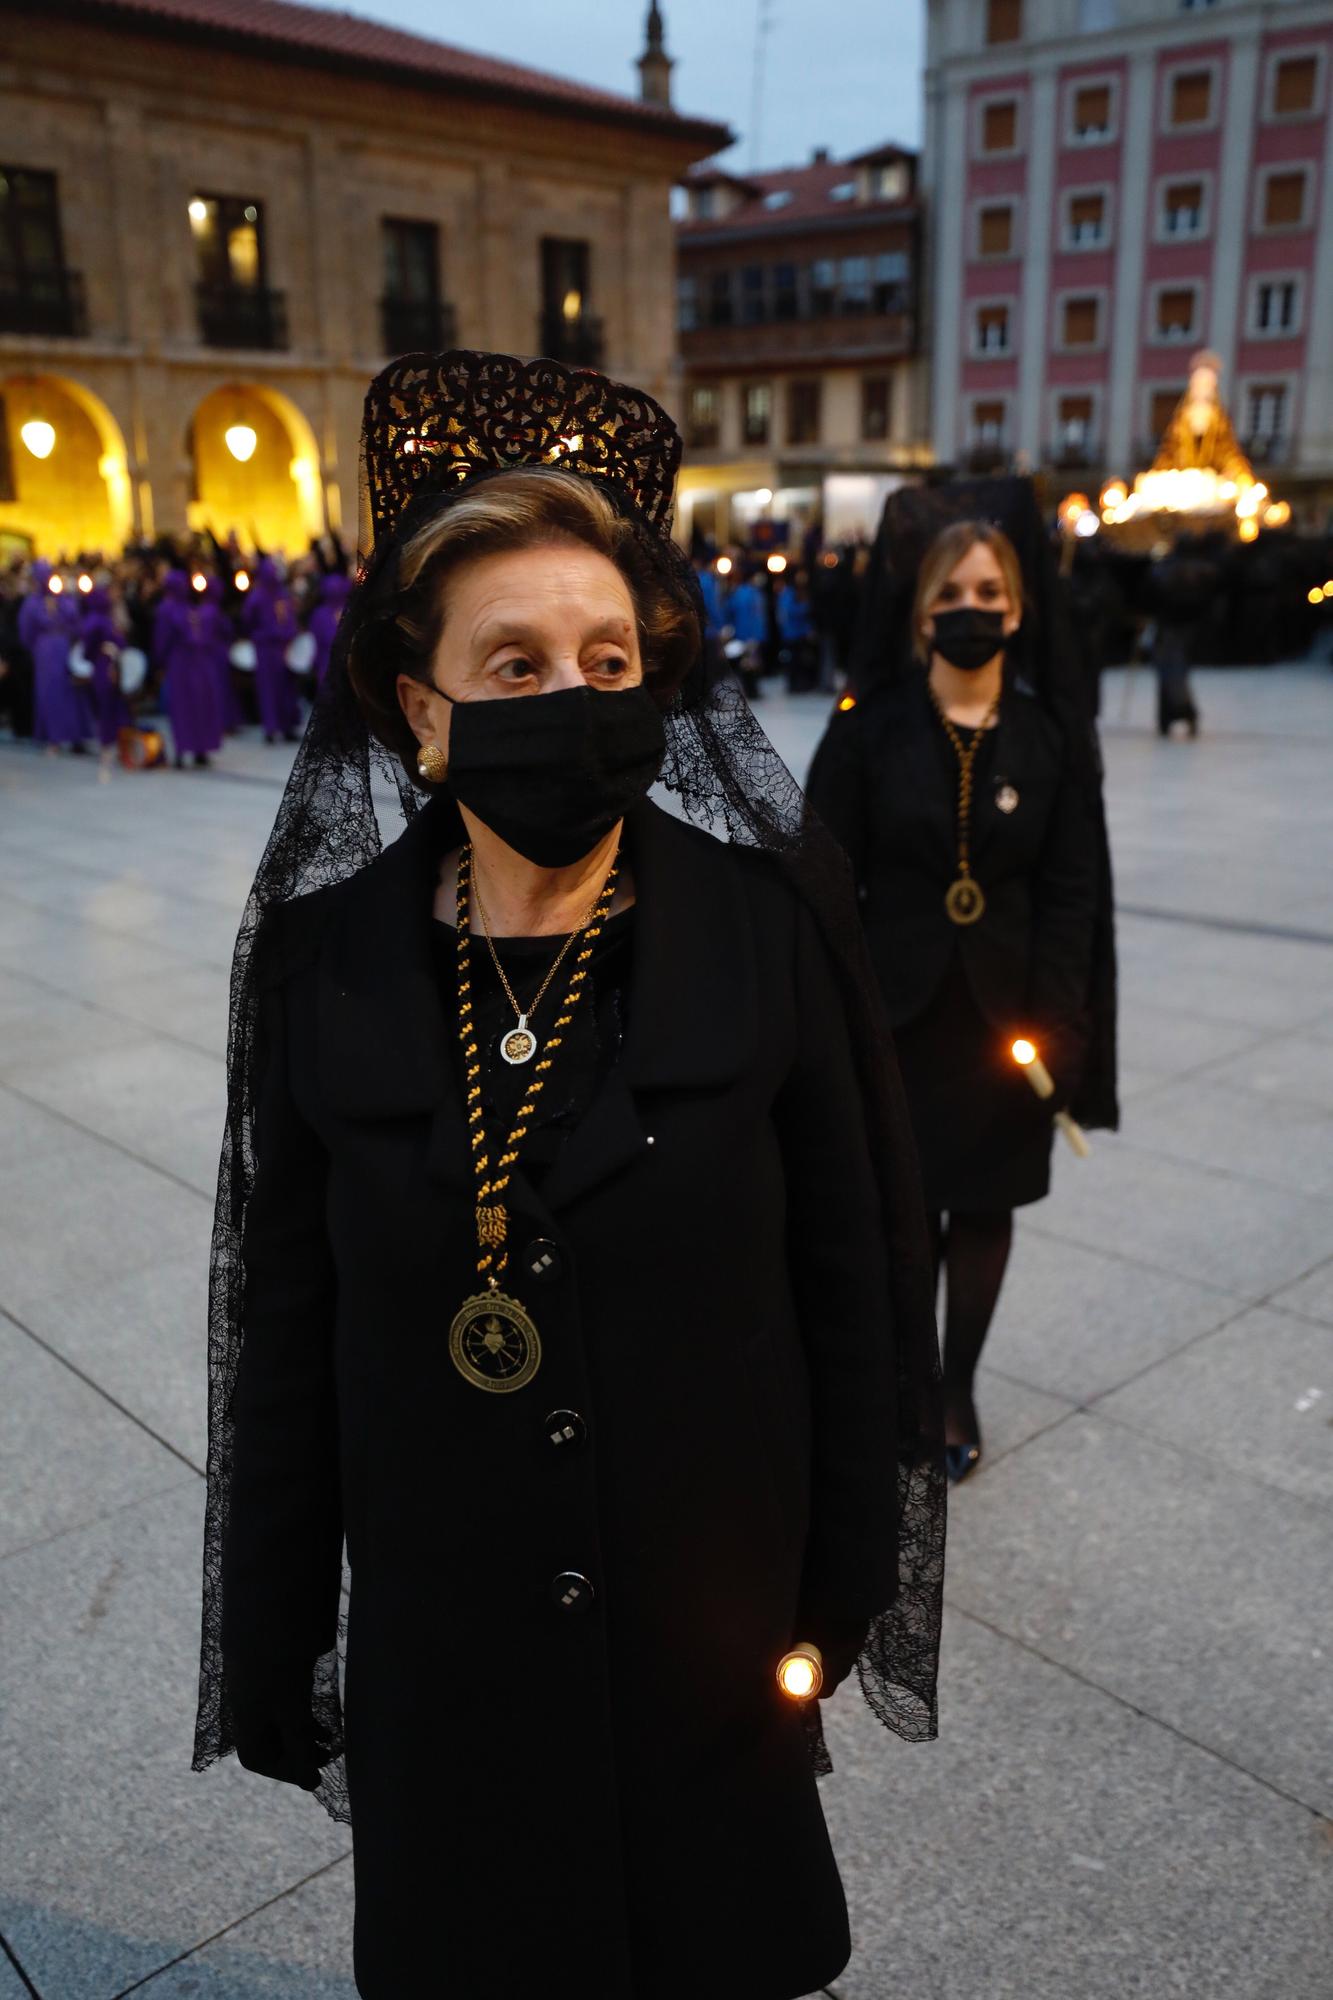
[[923, 0, 1333, 504]]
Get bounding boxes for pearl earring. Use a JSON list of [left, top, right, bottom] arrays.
[[417, 743, 447, 785]]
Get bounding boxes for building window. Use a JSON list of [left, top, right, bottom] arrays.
[[1179, 0, 1217, 10], [1162, 180, 1205, 237], [1169, 70, 1212, 127], [874, 161, 911, 201], [1062, 295, 1100, 347], [873, 251, 909, 312], [976, 302, 1010, 353], [677, 273, 699, 331], [0, 165, 85, 338], [1272, 55, 1318, 116], [861, 375, 892, 441], [981, 100, 1018, 153], [810, 259, 837, 315], [1155, 287, 1196, 340], [773, 262, 798, 320], [1261, 170, 1308, 230], [1246, 383, 1286, 441], [190, 193, 286, 348], [979, 204, 1014, 256], [381, 218, 448, 354], [1068, 192, 1107, 246], [1150, 388, 1184, 440], [742, 381, 772, 446], [986, 0, 1022, 44], [973, 399, 1006, 446], [707, 270, 733, 327], [1072, 83, 1113, 140], [1252, 277, 1301, 335], [540, 237, 599, 364], [687, 384, 720, 449], [787, 379, 821, 445], [841, 256, 872, 313], [740, 264, 766, 325], [1057, 393, 1095, 454]]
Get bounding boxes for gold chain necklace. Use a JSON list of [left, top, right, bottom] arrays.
[[447, 839, 621, 1394], [928, 684, 1001, 926], [471, 865, 606, 1068]]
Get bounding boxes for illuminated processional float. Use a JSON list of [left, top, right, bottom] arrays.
[[1058, 349, 1291, 554]]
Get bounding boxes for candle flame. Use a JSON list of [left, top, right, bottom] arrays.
[[838, 694, 856, 712], [776, 1643, 824, 1700], [1012, 1039, 1037, 1066]]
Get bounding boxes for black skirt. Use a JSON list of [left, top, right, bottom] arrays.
[[895, 955, 1053, 1214]]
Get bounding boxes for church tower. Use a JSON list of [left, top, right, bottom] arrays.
[[637, 2, 674, 108]]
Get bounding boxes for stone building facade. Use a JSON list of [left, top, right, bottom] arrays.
[[674, 146, 929, 549], [0, 0, 726, 556]]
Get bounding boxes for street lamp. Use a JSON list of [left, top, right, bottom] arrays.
[[225, 424, 258, 463], [21, 419, 56, 460]]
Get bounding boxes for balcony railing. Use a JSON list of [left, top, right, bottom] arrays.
[[381, 296, 458, 357], [196, 282, 288, 351], [540, 312, 605, 367], [0, 268, 88, 338], [1049, 438, 1102, 469]]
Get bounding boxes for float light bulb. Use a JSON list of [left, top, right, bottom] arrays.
[[715, 555, 733, 576], [235, 570, 251, 593], [767, 553, 787, 574], [191, 572, 208, 593], [225, 424, 258, 464], [1309, 587, 1324, 606], [1238, 517, 1259, 543], [188, 199, 209, 225], [21, 419, 56, 460], [77, 573, 93, 593]]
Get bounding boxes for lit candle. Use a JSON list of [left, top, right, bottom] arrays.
[[776, 1643, 824, 1702], [1011, 1039, 1091, 1158], [191, 572, 208, 593], [235, 570, 251, 593]]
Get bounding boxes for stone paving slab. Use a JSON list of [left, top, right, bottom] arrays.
[[11, 1039, 227, 1201], [0, 1312, 189, 1558], [120, 1862, 358, 2000], [1270, 1253, 1333, 1327], [1036, 1135, 1333, 1300], [944, 1414, 1333, 1816], [0, 1950, 32, 2000], [1193, 1029, 1333, 1112], [14, 1253, 209, 1470], [1097, 1304, 1333, 1505], [1117, 1072, 1333, 1200], [985, 1224, 1240, 1405], [0, 1488, 350, 2000], [822, 1608, 1333, 2000]]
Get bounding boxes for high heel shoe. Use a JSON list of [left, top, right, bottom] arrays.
[[945, 1440, 982, 1484]]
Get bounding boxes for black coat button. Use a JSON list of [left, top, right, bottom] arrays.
[[523, 1238, 563, 1283], [551, 1571, 595, 1613], [543, 1409, 588, 1451]]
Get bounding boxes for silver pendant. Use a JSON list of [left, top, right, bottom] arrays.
[[996, 783, 1020, 815], [500, 1017, 538, 1066]]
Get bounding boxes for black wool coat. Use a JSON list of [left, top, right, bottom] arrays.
[[806, 675, 1100, 1065], [220, 794, 901, 2000]]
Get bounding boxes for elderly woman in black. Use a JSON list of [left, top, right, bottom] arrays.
[[807, 497, 1115, 1485], [194, 353, 943, 2000]]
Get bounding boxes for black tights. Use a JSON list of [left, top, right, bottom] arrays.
[[928, 1209, 1014, 1444]]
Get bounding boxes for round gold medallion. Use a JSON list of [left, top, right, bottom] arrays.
[[945, 876, 986, 926], [449, 1291, 542, 1393]]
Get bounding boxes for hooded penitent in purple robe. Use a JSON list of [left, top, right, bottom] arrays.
[[154, 571, 225, 761], [19, 564, 87, 747], [308, 570, 353, 686], [244, 557, 302, 739], [204, 576, 244, 732], [80, 587, 132, 748]]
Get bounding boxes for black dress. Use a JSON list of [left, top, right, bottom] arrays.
[[220, 793, 900, 2000], [806, 673, 1100, 1214]]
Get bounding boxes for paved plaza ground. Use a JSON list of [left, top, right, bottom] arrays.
[[1, 664, 1331, 1999]]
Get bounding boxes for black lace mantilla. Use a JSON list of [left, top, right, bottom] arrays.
[[195, 349, 945, 1824]]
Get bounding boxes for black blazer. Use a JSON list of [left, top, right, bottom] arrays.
[[220, 793, 898, 2000], [807, 675, 1100, 1058]]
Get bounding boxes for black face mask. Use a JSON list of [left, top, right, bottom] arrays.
[[438, 684, 666, 867], [929, 607, 1008, 674]]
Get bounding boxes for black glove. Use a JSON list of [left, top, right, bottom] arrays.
[[226, 1655, 324, 1790]]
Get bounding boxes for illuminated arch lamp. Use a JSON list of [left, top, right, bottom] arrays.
[[21, 419, 57, 460], [225, 423, 259, 464]]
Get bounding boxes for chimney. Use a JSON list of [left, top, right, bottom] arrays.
[[811, 146, 830, 164], [638, 2, 674, 108]]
